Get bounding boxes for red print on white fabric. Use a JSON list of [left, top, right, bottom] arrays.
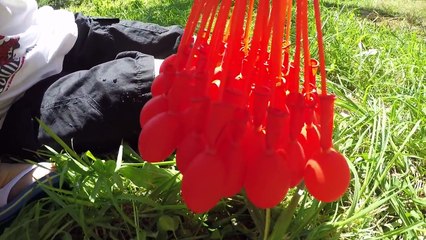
[[0, 35, 25, 94]]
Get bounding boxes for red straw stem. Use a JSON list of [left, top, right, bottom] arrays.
[[301, 0, 312, 97], [219, 0, 247, 99], [203, 0, 232, 96], [252, 6, 272, 88], [247, 0, 270, 69], [243, 0, 256, 55], [185, 0, 218, 69], [254, 0, 272, 66], [290, 0, 303, 93], [207, 0, 232, 69], [285, 0, 293, 44], [205, 0, 220, 39], [178, 0, 203, 57], [269, 0, 288, 108], [228, 0, 248, 58], [313, 0, 327, 95], [269, 0, 286, 80], [282, 0, 292, 77], [261, 10, 273, 58]]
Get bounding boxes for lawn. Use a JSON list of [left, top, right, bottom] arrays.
[[1, 0, 425, 239]]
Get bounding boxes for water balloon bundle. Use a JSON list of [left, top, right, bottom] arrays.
[[138, 0, 351, 213]]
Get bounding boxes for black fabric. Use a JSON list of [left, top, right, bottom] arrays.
[[0, 14, 183, 160], [63, 13, 183, 72]]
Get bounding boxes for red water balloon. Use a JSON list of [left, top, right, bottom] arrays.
[[181, 150, 226, 213], [219, 141, 246, 197], [176, 99, 210, 173], [285, 140, 305, 187], [217, 108, 249, 197], [176, 132, 206, 174], [299, 124, 321, 160], [151, 54, 178, 96], [304, 148, 350, 202], [244, 109, 291, 208], [151, 73, 174, 96], [138, 112, 183, 162], [205, 101, 236, 146], [139, 94, 169, 127], [159, 54, 178, 74], [299, 95, 321, 160], [304, 94, 351, 202], [244, 150, 290, 209], [241, 125, 266, 168]]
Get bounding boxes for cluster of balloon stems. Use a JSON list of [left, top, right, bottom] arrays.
[[138, 0, 351, 213]]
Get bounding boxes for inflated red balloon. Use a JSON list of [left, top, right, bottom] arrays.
[[299, 103, 321, 160], [159, 54, 178, 74], [304, 94, 350, 202], [151, 72, 174, 97], [166, 70, 193, 112], [304, 148, 350, 202], [139, 94, 169, 127], [244, 149, 290, 209], [219, 140, 246, 197], [298, 124, 321, 160], [285, 93, 307, 187], [176, 99, 210, 173], [181, 150, 226, 213], [217, 108, 249, 197], [176, 131, 206, 174], [139, 69, 195, 162], [204, 101, 237, 146], [138, 112, 183, 162], [245, 108, 290, 208], [286, 140, 305, 187], [151, 54, 178, 96], [241, 125, 266, 169]]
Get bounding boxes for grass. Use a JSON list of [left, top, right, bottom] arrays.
[[324, 0, 426, 27], [2, 0, 425, 239]]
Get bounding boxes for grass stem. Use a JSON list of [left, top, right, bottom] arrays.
[[264, 208, 271, 240], [270, 185, 304, 239]]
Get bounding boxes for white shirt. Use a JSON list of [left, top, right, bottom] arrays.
[[0, 1, 77, 128]]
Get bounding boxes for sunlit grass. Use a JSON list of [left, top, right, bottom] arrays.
[[323, 0, 426, 27]]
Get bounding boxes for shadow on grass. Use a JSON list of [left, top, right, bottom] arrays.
[[323, 1, 426, 29]]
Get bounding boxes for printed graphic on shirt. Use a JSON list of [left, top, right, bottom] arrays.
[[0, 35, 25, 94]]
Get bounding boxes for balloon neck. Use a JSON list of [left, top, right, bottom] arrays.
[[319, 94, 336, 150], [205, 102, 235, 146], [303, 96, 317, 126], [222, 88, 245, 108], [251, 86, 271, 128], [265, 107, 288, 150], [287, 93, 305, 140]]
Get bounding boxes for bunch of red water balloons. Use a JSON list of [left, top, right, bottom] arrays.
[[138, 0, 351, 213]]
